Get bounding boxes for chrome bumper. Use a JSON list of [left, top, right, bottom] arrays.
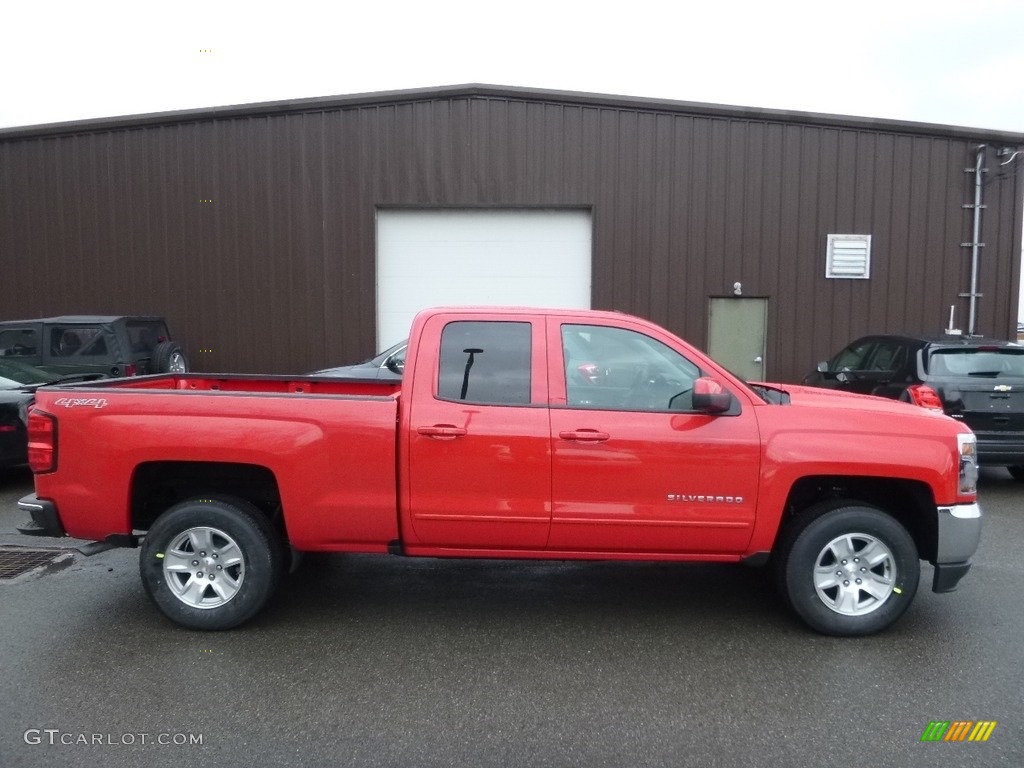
[[931, 502, 982, 593]]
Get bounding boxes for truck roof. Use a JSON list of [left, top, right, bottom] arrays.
[[415, 306, 630, 320]]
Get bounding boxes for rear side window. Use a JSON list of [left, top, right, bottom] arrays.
[[438, 321, 532, 405], [126, 321, 170, 353], [866, 341, 907, 372], [927, 348, 1024, 377], [48, 326, 108, 358], [0, 329, 38, 358], [830, 340, 874, 371]]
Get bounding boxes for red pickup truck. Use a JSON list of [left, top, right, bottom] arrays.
[[18, 307, 982, 636]]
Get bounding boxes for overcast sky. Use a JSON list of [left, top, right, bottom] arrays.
[[2, 0, 1024, 132]]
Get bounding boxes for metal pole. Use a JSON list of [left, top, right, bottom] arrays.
[[968, 145, 985, 335]]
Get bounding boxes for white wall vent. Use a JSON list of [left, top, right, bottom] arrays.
[[825, 234, 871, 279]]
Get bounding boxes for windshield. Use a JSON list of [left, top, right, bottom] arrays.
[[0, 358, 54, 388], [927, 347, 1024, 377]]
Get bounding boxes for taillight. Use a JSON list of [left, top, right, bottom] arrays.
[[906, 384, 944, 411], [27, 410, 57, 473], [125, 363, 138, 377]]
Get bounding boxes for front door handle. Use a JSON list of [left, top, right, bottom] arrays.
[[558, 429, 610, 443], [417, 424, 468, 440]]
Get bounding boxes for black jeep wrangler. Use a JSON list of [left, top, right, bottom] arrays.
[[0, 316, 188, 378]]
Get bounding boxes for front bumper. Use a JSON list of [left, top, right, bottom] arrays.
[[930, 502, 982, 593]]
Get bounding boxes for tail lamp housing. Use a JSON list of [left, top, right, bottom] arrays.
[[905, 384, 944, 411], [27, 410, 57, 473]]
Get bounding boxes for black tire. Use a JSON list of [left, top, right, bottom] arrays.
[[773, 501, 919, 637], [140, 496, 283, 630], [152, 341, 189, 373], [1007, 466, 1024, 482]]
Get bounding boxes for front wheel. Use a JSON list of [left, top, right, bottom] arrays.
[[140, 496, 283, 630], [774, 502, 920, 636]]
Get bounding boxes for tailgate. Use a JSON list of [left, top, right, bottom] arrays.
[[957, 384, 1024, 431]]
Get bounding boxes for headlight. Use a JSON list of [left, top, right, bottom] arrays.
[[958, 433, 978, 495]]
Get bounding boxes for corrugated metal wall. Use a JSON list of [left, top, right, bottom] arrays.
[[1, 86, 1022, 382]]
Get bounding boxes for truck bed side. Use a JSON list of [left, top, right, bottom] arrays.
[[33, 378, 400, 550]]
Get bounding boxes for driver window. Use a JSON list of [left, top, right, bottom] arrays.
[[0, 329, 37, 357], [561, 324, 700, 411]]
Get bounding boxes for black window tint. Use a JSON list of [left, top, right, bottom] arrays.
[[438, 322, 531, 405], [928, 348, 1024, 376], [79, 333, 109, 356], [562, 324, 700, 411], [127, 321, 169, 353], [867, 341, 906, 372], [50, 327, 103, 357], [0, 329, 38, 357], [831, 340, 874, 371]]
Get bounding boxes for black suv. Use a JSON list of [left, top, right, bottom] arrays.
[[804, 334, 1024, 478], [0, 316, 188, 378]]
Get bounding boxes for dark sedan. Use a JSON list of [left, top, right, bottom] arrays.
[[312, 340, 407, 380], [804, 333, 1024, 478], [0, 359, 55, 468]]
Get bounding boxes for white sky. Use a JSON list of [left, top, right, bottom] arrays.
[[2, 0, 1023, 132]]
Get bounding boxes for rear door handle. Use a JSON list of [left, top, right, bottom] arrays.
[[558, 429, 610, 443], [417, 424, 468, 440]]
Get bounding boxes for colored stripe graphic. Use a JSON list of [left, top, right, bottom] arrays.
[[969, 722, 997, 742], [920, 720, 996, 742], [945, 721, 973, 741]]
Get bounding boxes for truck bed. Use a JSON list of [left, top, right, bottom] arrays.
[[32, 373, 402, 548]]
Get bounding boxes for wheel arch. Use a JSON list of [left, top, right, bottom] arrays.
[[130, 461, 284, 535], [775, 475, 938, 562]]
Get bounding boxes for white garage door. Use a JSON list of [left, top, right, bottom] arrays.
[[376, 209, 592, 347]]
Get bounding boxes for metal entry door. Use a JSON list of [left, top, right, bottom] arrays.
[[707, 298, 768, 381]]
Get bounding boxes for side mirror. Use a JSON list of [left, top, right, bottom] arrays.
[[385, 356, 404, 375], [692, 377, 734, 414]]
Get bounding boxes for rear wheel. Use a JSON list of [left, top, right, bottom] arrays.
[[774, 501, 919, 636], [140, 496, 283, 630], [1007, 466, 1024, 482]]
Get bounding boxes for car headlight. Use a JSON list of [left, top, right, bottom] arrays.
[[958, 432, 978, 495]]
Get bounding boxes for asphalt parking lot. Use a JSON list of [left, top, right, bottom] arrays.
[[0, 466, 1021, 768]]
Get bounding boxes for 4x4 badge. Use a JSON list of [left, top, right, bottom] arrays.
[[994, 385, 1013, 392]]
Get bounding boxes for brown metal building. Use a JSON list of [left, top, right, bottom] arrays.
[[1, 84, 1022, 382]]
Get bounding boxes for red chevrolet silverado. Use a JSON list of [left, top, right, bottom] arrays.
[[18, 307, 982, 636]]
